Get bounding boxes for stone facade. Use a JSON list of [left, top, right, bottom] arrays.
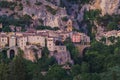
[[72, 32, 90, 44], [0, 30, 90, 62], [27, 35, 45, 47], [17, 36, 27, 50], [9, 35, 16, 47], [0, 33, 8, 48]]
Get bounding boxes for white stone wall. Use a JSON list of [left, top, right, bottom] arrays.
[[47, 37, 55, 51], [9, 36, 16, 47], [0, 37, 8, 48], [17, 36, 27, 50], [54, 46, 67, 52], [27, 35, 45, 47]]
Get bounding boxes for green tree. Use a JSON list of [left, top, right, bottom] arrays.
[[73, 73, 101, 80], [101, 66, 120, 80], [45, 65, 69, 80], [64, 37, 81, 64], [100, 37, 106, 43], [107, 22, 118, 31], [0, 63, 9, 80], [114, 47, 120, 55], [9, 53, 27, 80], [2, 26, 11, 32], [81, 62, 89, 73], [71, 64, 81, 76], [108, 36, 116, 43]]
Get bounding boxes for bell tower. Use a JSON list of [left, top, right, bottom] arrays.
[[0, 23, 2, 32], [67, 19, 73, 32]]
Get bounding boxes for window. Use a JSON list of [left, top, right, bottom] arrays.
[[2, 39, 4, 42], [37, 37, 39, 40]]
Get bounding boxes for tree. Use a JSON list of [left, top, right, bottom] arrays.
[[42, 39, 49, 57], [9, 53, 27, 80], [71, 64, 81, 76], [114, 47, 120, 55], [2, 26, 11, 32], [37, 57, 57, 71], [108, 36, 116, 43], [81, 62, 89, 73], [64, 37, 81, 64], [45, 65, 69, 80], [73, 73, 101, 80], [101, 66, 120, 80], [0, 63, 9, 80], [107, 22, 118, 31], [100, 37, 106, 43]]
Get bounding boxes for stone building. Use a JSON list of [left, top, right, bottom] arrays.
[[0, 33, 8, 48], [72, 32, 81, 43], [47, 37, 55, 51], [72, 32, 90, 45], [9, 35, 16, 47], [17, 36, 27, 50], [0, 30, 89, 63], [27, 35, 45, 47]]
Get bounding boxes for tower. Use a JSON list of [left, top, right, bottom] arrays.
[[66, 19, 73, 32], [0, 23, 2, 32], [9, 33, 17, 48]]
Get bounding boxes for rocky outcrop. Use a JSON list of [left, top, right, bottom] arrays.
[[92, 0, 120, 15], [50, 51, 73, 65], [24, 45, 42, 62], [22, 1, 67, 28]]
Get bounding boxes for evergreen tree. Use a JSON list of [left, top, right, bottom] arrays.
[[9, 53, 27, 80]]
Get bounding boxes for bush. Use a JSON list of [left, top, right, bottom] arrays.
[[96, 14, 120, 31], [61, 16, 68, 21], [107, 22, 118, 31], [45, 5, 57, 15], [36, 25, 59, 31], [35, 2, 42, 5], [0, 1, 17, 10]]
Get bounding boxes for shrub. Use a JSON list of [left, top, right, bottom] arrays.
[[45, 5, 57, 15], [61, 16, 68, 21]]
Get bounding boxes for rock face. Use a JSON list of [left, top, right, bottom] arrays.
[[24, 45, 42, 62], [22, 0, 67, 28], [50, 51, 73, 65], [93, 0, 120, 15]]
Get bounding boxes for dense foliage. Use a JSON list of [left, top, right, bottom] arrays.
[[1, 38, 120, 80], [45, 5, 57, 15], [0, 1, 17, 10], [36, 25, 60, 31], [0, 15, 32, 32]]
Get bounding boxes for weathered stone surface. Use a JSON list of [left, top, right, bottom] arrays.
[[22, 4, 67, 28], [24, 45, 42, 62], [93, 0, 120, 15]]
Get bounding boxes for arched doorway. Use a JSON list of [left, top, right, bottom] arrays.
[[2, 50, 7, 59], [82, 47, 90, 56], [10, 49, 15, 59]]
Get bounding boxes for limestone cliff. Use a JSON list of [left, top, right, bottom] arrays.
[[1, 0, 120, 29], [22, 0, 67, 28], [24, 45, 42, 62], [92, 0, 120, 15]]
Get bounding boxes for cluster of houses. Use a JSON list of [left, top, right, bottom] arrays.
[[0, 29, 90, 65], [96, 30, 120, 45]]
